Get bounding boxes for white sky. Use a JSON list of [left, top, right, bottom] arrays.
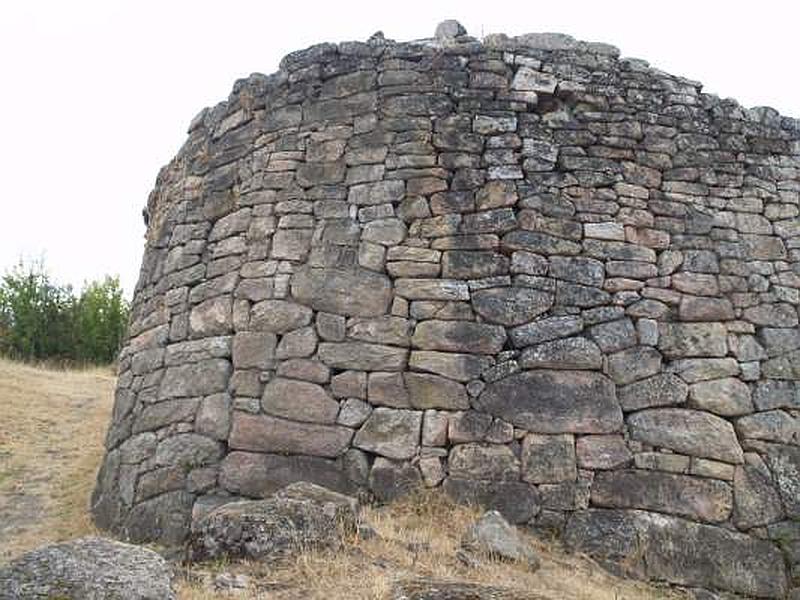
[[1, 0, 798, 298]]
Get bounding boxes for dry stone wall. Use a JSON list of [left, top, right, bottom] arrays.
[[93, 22, 800, 598]]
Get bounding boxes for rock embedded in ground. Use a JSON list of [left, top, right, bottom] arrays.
[[188, 481, 358, 562], [0, 537, 176, 600], [460, 510, 540, 571]]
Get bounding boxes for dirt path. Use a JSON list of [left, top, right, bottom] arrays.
[[0, 358, 115, 563]]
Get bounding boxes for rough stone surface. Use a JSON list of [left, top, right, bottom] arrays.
[[189, 482, 358, 562], [0, 537, 176, 600], [460, 511, 539, 570], [94, 25, 800, 597]]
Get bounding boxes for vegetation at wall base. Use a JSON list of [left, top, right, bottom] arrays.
[[0, 260, 129, 365]]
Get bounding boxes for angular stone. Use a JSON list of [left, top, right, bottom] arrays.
[[369, 458, 422, 502], [362, 218, 407, 245], [688, 378, 753, 417], [409, 351, 492, 382], [189, 296, 233, 337], [521, 434, 576, 484], [354, 408, 422, 460], [229, 413, 353, 458], [449, 443, 519, 481], [395, 278, 470, 301], [576, 435, 632, 470], [679, 296, 735, 321], [658, 323, 727, 358], [519, 337, 602, 370], [337, 398, 372, 428], [219, 451, 354, 498], [736, 410, 798, 444], [159, 359, 231, 399], [759, 327, 800, 357], [367, 372, 411, 408], [628, 409, 744, 464], [762, 349, 800, 380], [196, 394, 232, 440], [271, 229, 312, 261], [422, 410, 449, 446], [261, 378, 339, 424], [671, 272, 719, 296], [471, 286, 553, 326], [250, 300, 313, 334], [564, 509, 787, 598], [509, 315, 583, 348], [475, 370, 622, 434], [461, 511, 539, 570], [502, 230, 581, 255], [154, 433, 224, 469], [588, 318, 637, 353], [549, 256, 604, 286], [512, 67, 557, 93], [318, 342, 407, 371], [743, 303, 799, 327], [617, 374, 688, 411], [592, 470, 732, 523], [232, 332, 277, 369], [441, 251, 510, 279], [412, 320, 506, 354], [448, 411, 492, 443], [347, 180, 405, 205], [753, 380, 800, 410], [346, 316, 412, 347], [405, 372, 469, 410], [606, 346, 662, 385], [733, 465, 784, 529], [669, 358, 739, 383], [763, 443, 800, 519], [276, 326, 317, 359], [291, 267, 392, 317], [443, 478, 539, 524]]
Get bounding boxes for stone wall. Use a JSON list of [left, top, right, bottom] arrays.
[[92, 22, 800, 598]]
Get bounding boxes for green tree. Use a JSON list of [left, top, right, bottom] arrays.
[[74, 276, 129, 363]]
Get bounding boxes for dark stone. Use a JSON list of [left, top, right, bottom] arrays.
[[443, 478, 540, 524], [471, 287, 554, 326], [291, 266, 392, 317], [475, 370, 622, 434]]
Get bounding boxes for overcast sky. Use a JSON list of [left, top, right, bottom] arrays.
[[1, 0, 798, 298]]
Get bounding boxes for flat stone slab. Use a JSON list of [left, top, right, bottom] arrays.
[[0, 537, 176, 600], [228, 412, 353, 458], [564, 509, 787, 598], [291, 266, 392, 317], [475, 370, 622, 434]]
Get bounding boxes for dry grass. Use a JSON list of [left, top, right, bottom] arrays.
[[178, 490, 685, 600], [0, 359, 685, 599], [0, 357, 116, 562]]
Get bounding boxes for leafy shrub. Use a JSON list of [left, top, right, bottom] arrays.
[[0, 260, 129, 364]]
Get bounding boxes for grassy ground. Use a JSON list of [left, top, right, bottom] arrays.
[[0, 358, 685, 599]]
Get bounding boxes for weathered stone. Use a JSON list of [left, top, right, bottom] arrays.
[[271, 229, 312, 261], [347, 180, 405, 205], [0, 537, 176, 600], [196, 394, 231, 440], [405, 372, 469, 410], [743, 303, 798, 327], [658, 323, 728, 358], [353, 408, 422, 460], [441, 251, 510, 279], [412, 320, 507, 354], [189, 482, 357, 562], [449, 443, 519, 481], [549, 256, 604, 287], [592, 470, 732, 523], [688, 377, 753, 417], [232, 331, 277, 369], [606, 346, 662, 385], [369, 457, 422, 502], [261, 378, 339, 424], [519, 337, 602, 370], [291, 267, 392, 316], [509, 315, 584, 347], [736, 410, 797, 443], [628, 409, 744, 464], [476, 370, 622, 434], [733, 465, 784, 529], [461, 511, 539, 570], [763, 443, 800, 519], [409, 351, 492, 382], [669, 358, 740, 383], [502, 230, 581, 255], [679, 296, 735, 321], [588, 318, 637, 353], [318, 342, 408, 370], [753, 380, 800, 410], [367, 372, 411, 408], [471, 286, 553, 326], [219, 452, 354, 498], [448, 411, 493, 443], [521, 434, 576, 483], [565, 509, 787, 598], [189, 296, 232, 337], [617, 374, 688, 411], [229, 413, 353, 458], [250, 300, 313, 333], [576, 435, 632, 469], [346, 316, 412, 346], [159, 359, 231, 399], [443, 478, 539, 524], [276, 325, 318, 359], [762, 349, 800, 380]]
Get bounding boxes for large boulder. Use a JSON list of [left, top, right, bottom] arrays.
[[0, 537, 176, 600], [460, 510, 539, 570], [188, 481, 358, 562]]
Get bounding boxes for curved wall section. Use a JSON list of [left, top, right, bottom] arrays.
[[93, 26, 799, 598]]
